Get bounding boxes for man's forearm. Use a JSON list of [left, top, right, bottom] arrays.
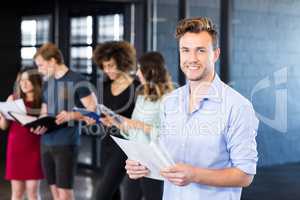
[[191, 167, 253, 187], [81, 93, 97, 112]]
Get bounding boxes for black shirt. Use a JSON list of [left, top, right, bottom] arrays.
[[42, 70, 92, 145], [102, 79, 140, 118], [99, 78, 140, 137]]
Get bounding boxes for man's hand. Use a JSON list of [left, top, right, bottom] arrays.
[[56, 111, 75, 125], [160, 163, 196, 186], [30, 126, 48, 135], [81, 116, 96, 126], [125, 160, 150, 179]]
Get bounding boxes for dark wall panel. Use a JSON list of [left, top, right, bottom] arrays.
[[0, 5, 19, 168]]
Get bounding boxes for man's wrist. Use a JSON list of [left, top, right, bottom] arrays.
[[190, 166, 202, 183], [72, 111, 81, 121]]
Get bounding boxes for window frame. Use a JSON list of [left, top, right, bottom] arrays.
[[19, 14, 53, 68], [68, 10, 127, 83]]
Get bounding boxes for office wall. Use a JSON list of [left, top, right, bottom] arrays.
[[189, 0, 221, 73], [153, 0, 220, 84], [231, 0, 300, 166]]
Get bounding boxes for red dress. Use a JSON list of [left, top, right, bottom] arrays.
[[5, 101, 43, 180]]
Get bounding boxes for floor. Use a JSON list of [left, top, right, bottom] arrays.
[[0, 164, 96, 200], [1, 162, 300, 200]]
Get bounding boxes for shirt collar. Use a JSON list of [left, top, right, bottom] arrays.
[[184, 73, 224, 104], [204, 74, 223, 103]]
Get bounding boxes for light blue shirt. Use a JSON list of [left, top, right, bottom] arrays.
[[159, 74, 259, 200], [121, 95, 161, 143]]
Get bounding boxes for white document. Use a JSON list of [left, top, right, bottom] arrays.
[[8, 111, 37, 125], [0, 99, 27, 120], [111, 135, 175, 180]]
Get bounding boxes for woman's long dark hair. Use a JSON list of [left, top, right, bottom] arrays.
[[14, 67, 43, 115], [138, 52, 173, 101]]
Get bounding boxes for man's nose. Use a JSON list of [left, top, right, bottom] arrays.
[[188, 51, 198, 62]]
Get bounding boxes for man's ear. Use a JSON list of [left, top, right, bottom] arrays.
[[49, 58, 57, 66], [213, 48, 220, 63]]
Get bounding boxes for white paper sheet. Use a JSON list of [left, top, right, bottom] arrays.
[[8, 111, 37, 125], [0, 99, 27, 120], [111, 135, 175, 180]]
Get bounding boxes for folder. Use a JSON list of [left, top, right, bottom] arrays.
[[111, 135, 175, 180], [73, 107, 101, 124], [8, 111, 66, 132]]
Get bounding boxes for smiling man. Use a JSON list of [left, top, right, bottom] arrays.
[[125, 17, 259, 200]]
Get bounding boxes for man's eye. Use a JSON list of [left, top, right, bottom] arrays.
[[198, 49, 206, 53]]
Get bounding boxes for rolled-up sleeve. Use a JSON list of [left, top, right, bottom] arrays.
[[226, 103, 259, 175]]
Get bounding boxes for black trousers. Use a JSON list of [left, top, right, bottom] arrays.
[[93, 135, 163, 200], [93, 135, 127, 200], [121, 175, 164, 200]]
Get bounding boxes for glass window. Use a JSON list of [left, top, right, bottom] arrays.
[[98, 14, 124, 42], [21, 20, 37, 46], [70, 16, 93, 74], [20, 16, 51, 67], [71, 16, 93, 45], [70, 46, 93, 74], [70, 14, 124, 75], [21, 47, 36, 67]]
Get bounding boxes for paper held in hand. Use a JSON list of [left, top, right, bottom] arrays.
[[0, 99, 27, 120], [98, 104, 124, 124], [111, 135, 175, 180]]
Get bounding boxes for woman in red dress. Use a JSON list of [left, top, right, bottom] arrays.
[[0, 67, 44, 200]]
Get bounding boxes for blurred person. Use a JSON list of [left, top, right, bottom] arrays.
[[102, 52, 173, 200], [32, 42, 97, 200], [92, 40, 140, 200], [102, 51, 174, 200], [0, 67, 44, 200]]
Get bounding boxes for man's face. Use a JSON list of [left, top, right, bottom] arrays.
[[179, 31, 220, 82], [34, 55, 55, 78]]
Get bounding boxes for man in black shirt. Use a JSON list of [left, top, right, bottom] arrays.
[[33, 42, 97, 200]]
